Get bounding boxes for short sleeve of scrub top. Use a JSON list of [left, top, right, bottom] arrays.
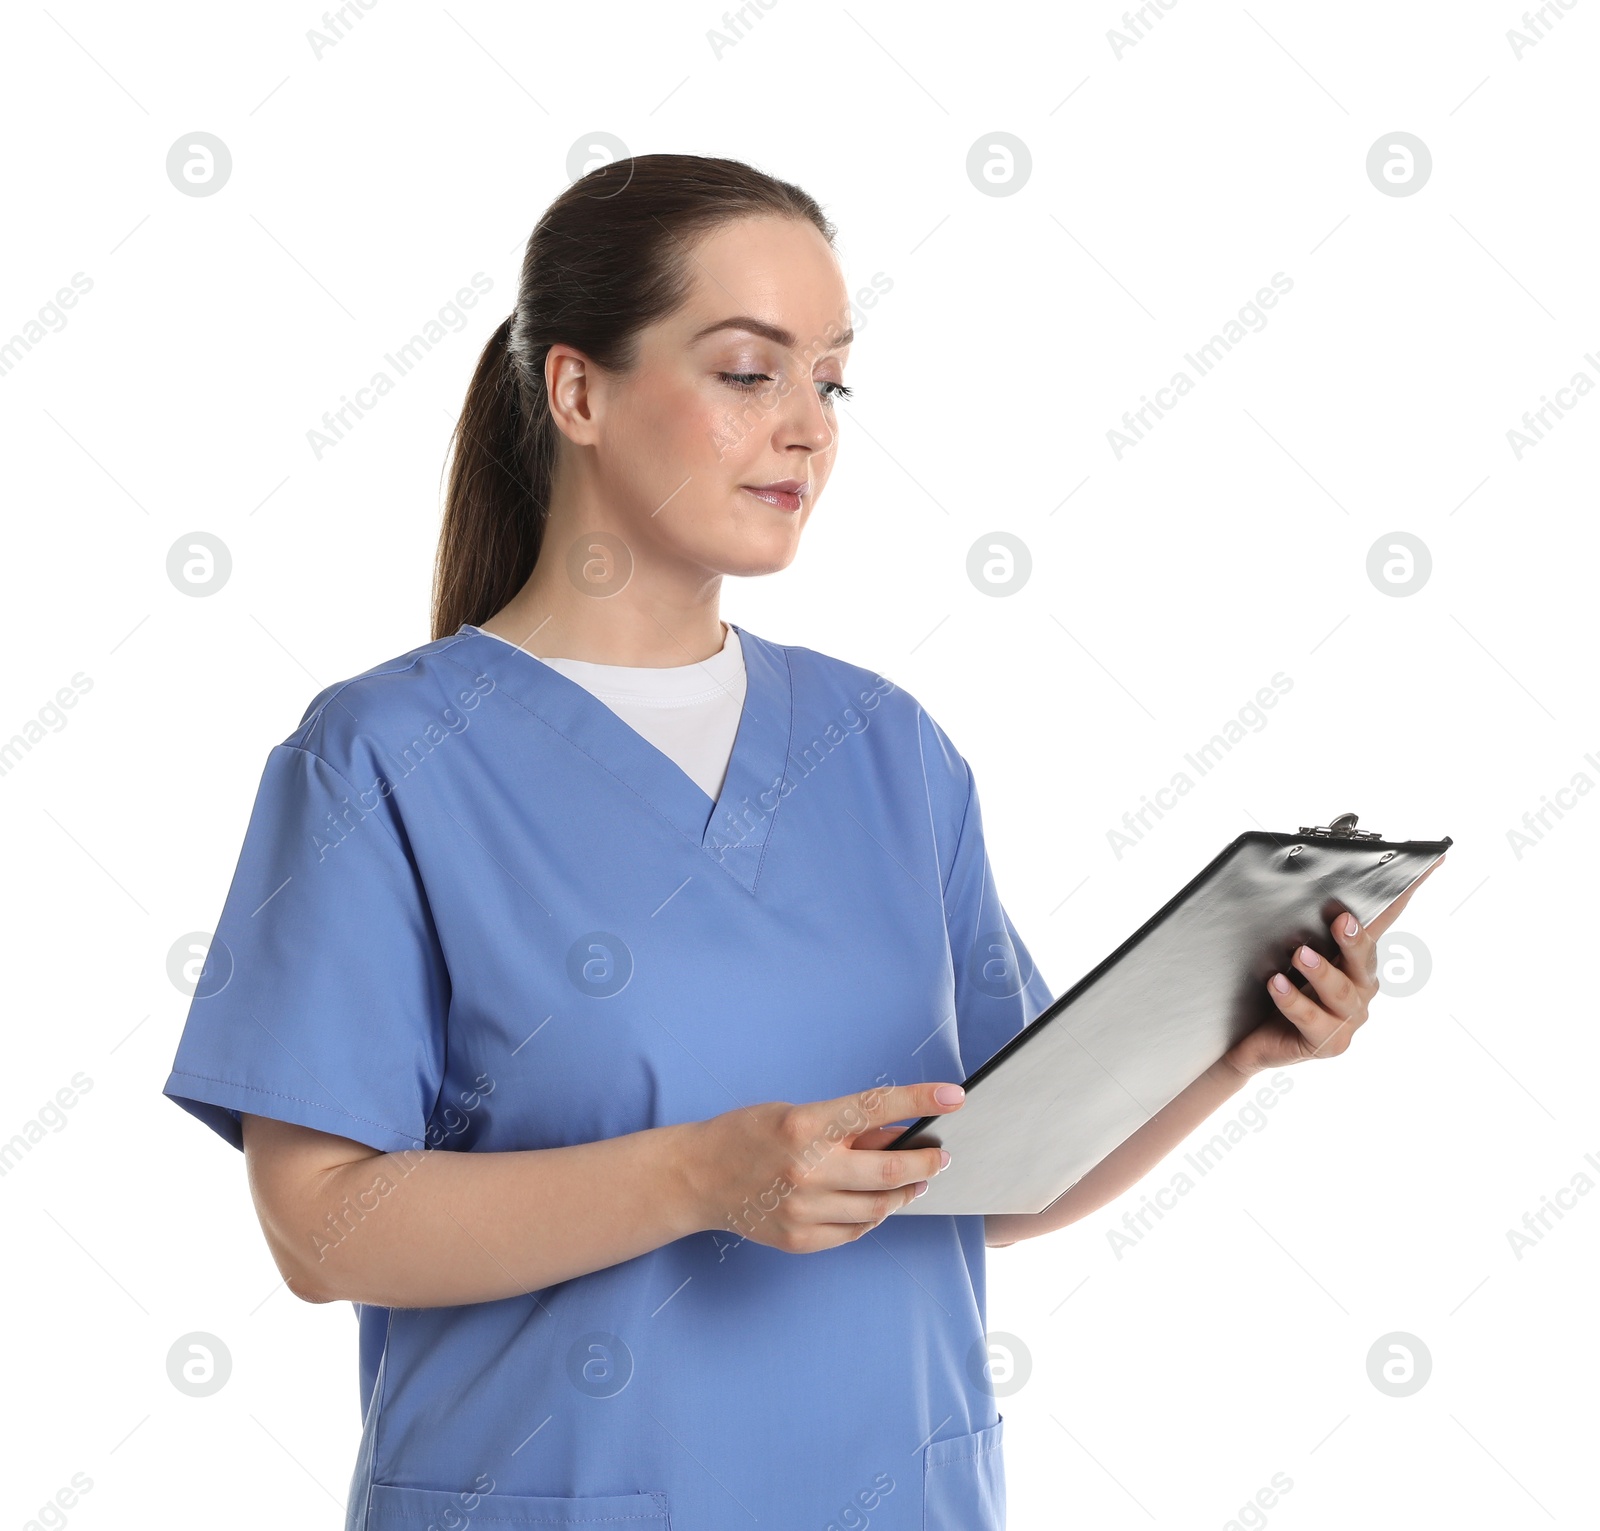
[[162, 624, 1054, 1531]]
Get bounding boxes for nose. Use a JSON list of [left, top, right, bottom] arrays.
[[773, 376, 836, 456]]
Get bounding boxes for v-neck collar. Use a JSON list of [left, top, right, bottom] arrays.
[[449, 622, 793, 895]]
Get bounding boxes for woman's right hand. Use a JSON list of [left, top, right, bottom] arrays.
[[678, 1081, 963, 1253]]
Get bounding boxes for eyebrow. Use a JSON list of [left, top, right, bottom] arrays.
[[688, 315, 853, 352]]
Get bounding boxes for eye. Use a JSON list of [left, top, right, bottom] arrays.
[[717, 372, 853, 404]]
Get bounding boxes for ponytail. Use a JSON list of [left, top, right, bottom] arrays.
[[433, 314, 549, 641], [431, 152, 836, 641]]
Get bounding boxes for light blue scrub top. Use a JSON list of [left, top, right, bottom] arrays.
[[163, 622, 1052, 1531]]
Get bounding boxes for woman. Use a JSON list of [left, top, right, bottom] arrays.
[[162, 153, 1439, 1530]]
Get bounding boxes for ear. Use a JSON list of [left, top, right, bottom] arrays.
[[546, 344, 604, 448]]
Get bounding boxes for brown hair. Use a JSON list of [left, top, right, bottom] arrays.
[[431, 152, 836, 641]]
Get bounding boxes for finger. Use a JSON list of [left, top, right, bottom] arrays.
[[807, 1080, 965, 1141], [1289, 941, 1364, 1020], [1266, 969, 1354, 1057], [850, 1126, 905, 1149], [851, 1124, 925, 1152], [1331, 909, 1378, 987], [832, 1141, 950, 1194], [809, 1182, 929, 1226]]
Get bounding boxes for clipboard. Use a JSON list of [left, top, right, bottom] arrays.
[[890, 813, 1452, 1215]]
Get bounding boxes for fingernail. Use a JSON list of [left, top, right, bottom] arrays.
[[939, 1148, 951, 1169], [1344, 915, 1359, 938], [1298, 945, 1321, 967], [914, 1181, 929, 1197], [1271, 973, 1290, 993], [934, 1085, 965, 1105]]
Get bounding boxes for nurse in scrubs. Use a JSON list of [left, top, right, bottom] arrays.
[[163, 153, 1441, 1530]]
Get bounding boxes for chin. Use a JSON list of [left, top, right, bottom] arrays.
[[718, 547, 800, 578], [709, 530, 803, 578]]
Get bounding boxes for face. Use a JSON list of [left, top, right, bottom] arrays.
[[546, 214, 853, 579]]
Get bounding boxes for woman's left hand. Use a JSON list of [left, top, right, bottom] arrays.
[[1219, 855, 1446, 1080]]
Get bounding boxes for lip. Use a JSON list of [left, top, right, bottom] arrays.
[[740, 480, 807, 512]]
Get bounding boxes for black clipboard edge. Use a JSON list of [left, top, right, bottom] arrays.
[[884, 826, 1453, 1152]]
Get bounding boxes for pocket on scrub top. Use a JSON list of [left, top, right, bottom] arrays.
[[365, 1483, 672, 1529], [921, 1415, 1006, 1531]]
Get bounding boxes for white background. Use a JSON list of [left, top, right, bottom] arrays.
[[2, 2, 1596, 1527]]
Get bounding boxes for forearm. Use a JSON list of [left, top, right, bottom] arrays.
[[253, 1118, 708, 1307], [985, 1058, 1252, 1247]]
